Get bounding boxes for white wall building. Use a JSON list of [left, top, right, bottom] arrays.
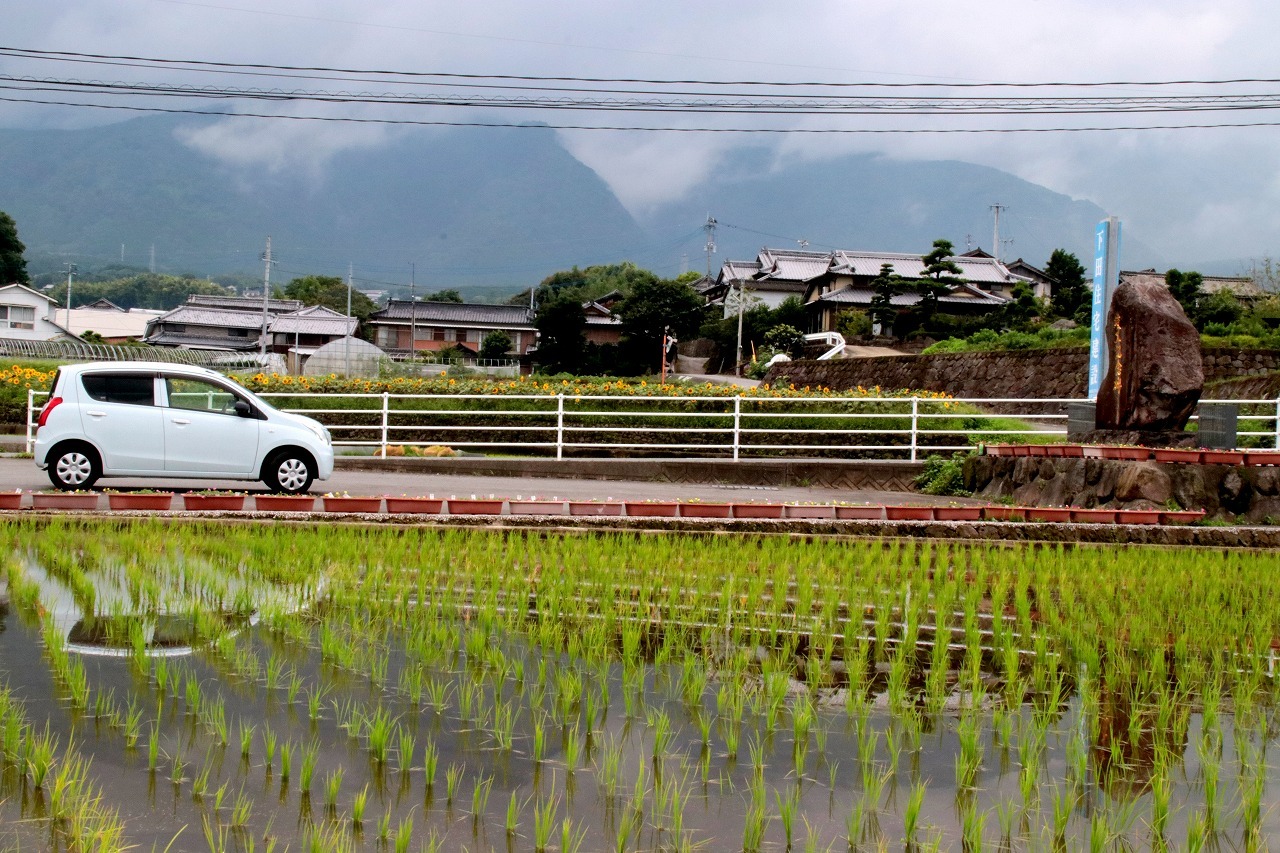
[[0, 283, 79, 341]]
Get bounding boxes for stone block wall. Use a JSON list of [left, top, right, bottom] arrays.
[[765, 347, 1280, 400], [965, 455, 1280, 522]]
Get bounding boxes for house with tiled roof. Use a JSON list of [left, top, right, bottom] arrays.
[[707, 247, 1020, 334], [144, 295, 304, 350], [367, 300, 537, 356], [1120, 269, 1267, 302]]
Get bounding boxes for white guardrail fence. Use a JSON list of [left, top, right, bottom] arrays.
[[27, 390, 1280, 460]]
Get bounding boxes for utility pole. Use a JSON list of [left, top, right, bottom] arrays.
[[149, 244, 156, 274], [990, 203, 1006, 262], [63, 263, 77, 330], [408, 262, 416, 360], [260, 236, 273, 358], [735, 279, 746, 377], [345, 263, 354, 378], [703, 214, 717, 277]]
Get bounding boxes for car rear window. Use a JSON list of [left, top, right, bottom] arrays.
[[81, 373, 156, 406]]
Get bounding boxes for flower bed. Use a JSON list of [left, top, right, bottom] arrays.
[[32, 492, 100, 510], [677, 502, 732, 518], [182, 493, 247, 511], [322, 496, 383, 513], [107, 492, 174, 511], [254, 494, 317, 512], [385, 497, 444, 514]]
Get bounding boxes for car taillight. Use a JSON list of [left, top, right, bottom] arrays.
[[36, 396, 62, 428]]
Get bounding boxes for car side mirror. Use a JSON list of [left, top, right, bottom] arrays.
[[234, 400, 252, 418]]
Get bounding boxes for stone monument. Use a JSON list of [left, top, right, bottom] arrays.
[[1094, 278, 1203, 434]]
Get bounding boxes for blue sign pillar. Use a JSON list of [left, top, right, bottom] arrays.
[[1087, 216, 1122, 399]]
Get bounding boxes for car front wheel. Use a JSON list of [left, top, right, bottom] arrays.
[[48, 442, 101, 491], [263, 450, 315, 494]]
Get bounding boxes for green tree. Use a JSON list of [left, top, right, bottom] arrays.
[[1165, 269, 1203, 319], [867, 263, 908, 333], [479, 330, 513, 361], [1043, 249, 1089, 321], [998, 281, 1040, 331], [534, 292, 588, 373], [0, 211, 30, 285], [915, 240, 964, 325], [283, 275, 377, 324], [617, 276, 706, 373], [422, 289, 463, 303], [762, 324, 804, 357], [68, 273, 230, 310]]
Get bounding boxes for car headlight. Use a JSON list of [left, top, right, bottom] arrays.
[[305, 420, 331, 446]]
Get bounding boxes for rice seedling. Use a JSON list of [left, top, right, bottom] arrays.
[[422, 737, 439, 788], [471, 774, 493, 821], [323, 767, 344, 811], [230, 787, 253, 827], [445, 762, 464, 804], [776, 785, 801, 849], [148, 724, 160, 771], [902, 780, 926, 844], [262, 725, 278, 773], [532, 793, 559, 852], [298, 740, 319, 792], [350, 784, 369, 828], [741, 794, 768, 853], [237, 721, 254, 761], [393, 816, 414, 853]]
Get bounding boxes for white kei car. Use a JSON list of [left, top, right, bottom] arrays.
[[34, 362, 333, 493]]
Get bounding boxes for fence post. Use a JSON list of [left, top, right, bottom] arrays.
[[556, 394, 565, 460], [910, 396, 919, 462], [26, 388, 34, 454], [380, 392, 390, 457], [1275, 395, 1280, 449], [732, 395, 741, 461]]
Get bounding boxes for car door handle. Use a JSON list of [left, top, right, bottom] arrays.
[[171, 418, 191, 425], [87, 410, 106, 418]]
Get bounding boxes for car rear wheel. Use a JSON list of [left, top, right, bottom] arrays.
[[263, 449, 315, 494], [48, 442, 101, 491]]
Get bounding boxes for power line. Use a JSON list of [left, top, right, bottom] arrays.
[[6, 46, 1280, 90], [8, 95, 1280, 135]]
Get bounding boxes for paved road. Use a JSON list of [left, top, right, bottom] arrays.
[[0, 456, 948, 506]]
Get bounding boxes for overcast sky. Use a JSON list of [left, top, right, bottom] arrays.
[[5, 0, 1280, 267]]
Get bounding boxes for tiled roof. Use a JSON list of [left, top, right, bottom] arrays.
[[757, 249, 832, 282], [371, 300, 535, 327], [144, 333, 261, 350], [813, 284, 1006, 308], [831, 251, 1019, 285], [187, 295, 303, 312], [150, 306, 271, 329], [270, 306, 358, 336]]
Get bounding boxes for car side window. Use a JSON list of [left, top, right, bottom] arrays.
[[81, 374, 155, 406], [165, 377, 240, 415]]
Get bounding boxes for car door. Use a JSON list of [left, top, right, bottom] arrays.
[[161, 374, 260, 475], [78, 372, 166, 472]]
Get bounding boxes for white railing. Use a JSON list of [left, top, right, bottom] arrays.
[[27, 390, 1280, 460]]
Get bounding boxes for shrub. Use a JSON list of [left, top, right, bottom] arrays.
[[914, 452, 972, 496]]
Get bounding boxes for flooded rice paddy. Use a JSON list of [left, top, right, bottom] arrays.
[[0, 517, 1277, 851]]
